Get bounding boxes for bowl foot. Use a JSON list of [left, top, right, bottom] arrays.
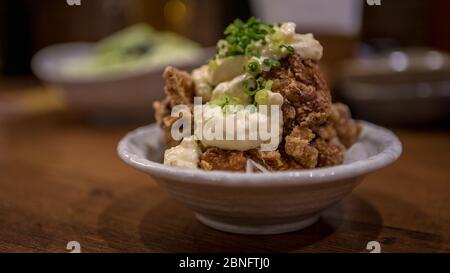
[[195, 213, 320, 235]]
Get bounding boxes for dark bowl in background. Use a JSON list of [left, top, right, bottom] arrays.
[[336, 49, 450, 126]]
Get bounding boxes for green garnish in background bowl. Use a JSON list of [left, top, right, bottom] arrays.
[[62, 24, 202, 77]]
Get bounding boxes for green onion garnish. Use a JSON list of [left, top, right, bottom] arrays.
[[218, 17, 274, 58], [280, 44, 295, 53], [244, 60, 262, 74], [263, 58, 281, 69], [264, 80, 273, 90]]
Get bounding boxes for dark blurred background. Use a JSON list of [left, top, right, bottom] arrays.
[[0, 0, 449, 126], [0, 0, 252, 75], [1, 0, 449, 74]]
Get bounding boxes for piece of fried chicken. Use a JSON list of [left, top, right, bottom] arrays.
[[153, 66, 195, 147]]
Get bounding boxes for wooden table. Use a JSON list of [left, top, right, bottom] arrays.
[[0, 83, 449, 253]]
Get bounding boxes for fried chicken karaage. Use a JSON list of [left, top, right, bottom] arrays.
[[154, 18, 361, 172]]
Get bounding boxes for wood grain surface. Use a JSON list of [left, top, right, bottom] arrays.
[[0, 87, 449, 253]]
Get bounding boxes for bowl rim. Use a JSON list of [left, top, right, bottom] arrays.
[[117, 121, 402, 187]]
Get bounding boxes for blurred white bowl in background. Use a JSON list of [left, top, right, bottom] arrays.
[[31, 43, 214, 120]]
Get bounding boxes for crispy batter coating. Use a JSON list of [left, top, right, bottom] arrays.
[[246, 149, 289, 171], [162, 66, 195, 106], [153, 67, 195, 146], [329, 103, 362, 148], [199, 147, 247, 172], [259, 55, 360, 170], [313, 138, 346, 167], [264, 54, 332, 128], [284, 126, 319, 168], [155, 55, 361, 171]]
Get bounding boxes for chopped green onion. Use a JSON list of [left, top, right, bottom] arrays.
[[263, 58, 281, 69], [280, 44, 295, 53], [218, 17, 274, 58], [244, 60, 262, 74], [255, 89, 269, 105], [210, 95, 242, 109], [245, 44, 259, 57], [264, 80, 273, 90], [243, 77, 258, 96], [209, 96, 229, 107], [256, 77, 265, 88]]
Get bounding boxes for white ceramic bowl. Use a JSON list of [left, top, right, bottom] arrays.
[[31, 43, 214, 120], [117, 121, 402, 235]]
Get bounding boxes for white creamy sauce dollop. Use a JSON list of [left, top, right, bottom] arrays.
[[259, 22, 323, 62], [197, 105, 261, 151], [289, 32, 323, 61], [195, 96, 283, 152], [163, 137, 201, 169], [210, 74, 253, 105], [191, 65, 212, 101]]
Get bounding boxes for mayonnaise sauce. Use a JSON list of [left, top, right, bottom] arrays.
[[164, 137, 201, 169]]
